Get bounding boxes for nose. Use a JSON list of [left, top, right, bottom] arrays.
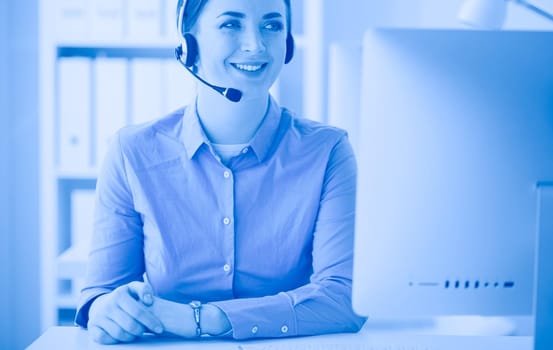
[[240, 27, 265, 54]]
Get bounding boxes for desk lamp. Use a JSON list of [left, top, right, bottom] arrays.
[[458, 0, 553, 29]]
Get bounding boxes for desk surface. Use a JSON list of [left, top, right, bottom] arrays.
[[27, 323, 533, 350]]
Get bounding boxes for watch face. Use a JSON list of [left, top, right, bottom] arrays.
[[190, 300, 201, 308]]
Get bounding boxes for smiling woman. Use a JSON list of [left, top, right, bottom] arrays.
[[74, 0, 365, 344], [192, 1, 288, 96]]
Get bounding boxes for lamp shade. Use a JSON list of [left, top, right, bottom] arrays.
[[458, 0, 508, 29]]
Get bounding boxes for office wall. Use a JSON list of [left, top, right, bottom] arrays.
[[322, 0, 553, 126], [324, 1, 422, 44], [415, 0, 553, 29], [0, 0, 41, 349], [325, 0, 553, 44]]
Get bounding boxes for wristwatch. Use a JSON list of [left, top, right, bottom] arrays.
[[189, 300, 202, 337]]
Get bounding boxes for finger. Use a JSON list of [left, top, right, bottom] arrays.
[[127, 281, 153, 306], [88, 325, 118, 345], [118, 289, 164, 334], [99, 317, 138, 343], [109, 304, 147, 337]]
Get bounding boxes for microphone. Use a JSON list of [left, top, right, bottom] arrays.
[[174, 46, 242, 103]]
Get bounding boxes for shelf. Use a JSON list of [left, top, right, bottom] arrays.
[[56, 294, 80, 310], [56, 38, 179, 49], [57, 45, 175, 59], [57, 245, 89, 280], [57, 245, 89, 310], [56, 169, 98, 180]]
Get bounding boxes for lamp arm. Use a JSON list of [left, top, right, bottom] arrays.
[[511, 0, 553, 22]]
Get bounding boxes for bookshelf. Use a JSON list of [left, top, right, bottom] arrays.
[[38, 0, 323, 329]]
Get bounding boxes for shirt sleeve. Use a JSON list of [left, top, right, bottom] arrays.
[[211, 134, 367, 339], [74, 131, 145, 328]]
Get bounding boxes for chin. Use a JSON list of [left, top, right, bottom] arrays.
[[240, 83, 273, 96], [240, 91, 271, 101]]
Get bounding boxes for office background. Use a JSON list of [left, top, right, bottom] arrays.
[[0, 0, 551, 349], [0, 1, 41, 350]]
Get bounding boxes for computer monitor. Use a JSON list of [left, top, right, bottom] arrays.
[[534, 183, 553, 349], [352, 28, 553, 318]]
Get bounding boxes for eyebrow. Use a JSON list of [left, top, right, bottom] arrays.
[[217, 11, 283, 20], [262, 13, 283, 20], [217, 11, 245, 19]]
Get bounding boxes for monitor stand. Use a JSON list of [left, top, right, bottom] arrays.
[[535, 183, 553, 350]]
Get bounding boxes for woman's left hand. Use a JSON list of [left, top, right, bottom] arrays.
[[142, 294, 232, 337]]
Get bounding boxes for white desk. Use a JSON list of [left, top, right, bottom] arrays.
[[27, 319, 533, 350]]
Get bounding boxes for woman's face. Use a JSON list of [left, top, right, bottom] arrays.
[[191, 0, 288, 100]]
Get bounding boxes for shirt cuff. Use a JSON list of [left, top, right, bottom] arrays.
[[74, 288, 111, 328], [210, 292, 297, 340]]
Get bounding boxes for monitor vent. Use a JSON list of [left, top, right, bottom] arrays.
[[409, 280, 516, 289]]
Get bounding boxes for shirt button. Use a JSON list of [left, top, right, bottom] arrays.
[[281, 325, 288, 333], [242, 147, 249, 154], [223, 217, 230, 225], [223, 170, 230, 178], [223, 264, 231, 272], [251, 326, 258, 334]]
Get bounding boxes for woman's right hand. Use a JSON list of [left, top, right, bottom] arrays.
[[87, 281, 164, 344]]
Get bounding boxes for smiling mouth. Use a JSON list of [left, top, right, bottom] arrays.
[[231, 63, 267, 72]]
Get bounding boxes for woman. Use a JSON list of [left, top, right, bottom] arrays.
[[76, 0, 365, 344]]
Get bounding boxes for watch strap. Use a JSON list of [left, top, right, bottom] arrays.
[[189, 300, 202, 337]]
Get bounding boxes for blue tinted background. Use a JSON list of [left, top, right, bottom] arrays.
[[1, 1, 553, 349], [0, 0, 41, 349]]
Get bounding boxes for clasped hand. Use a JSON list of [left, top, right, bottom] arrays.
[[88, 281, 231, 344], [87, 281, 165, 344]]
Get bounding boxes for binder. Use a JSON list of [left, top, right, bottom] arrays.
[[127, 0, 162, 41], [70, 190, 96, 249], [55, 0, 91, 42], [94, 58, 127, 168], [58, 58, 92, 171], [57, 190, 95, 281], [130, 59, 164, 124], [162, 59, 197, 113], [90, 0, 124, 41]]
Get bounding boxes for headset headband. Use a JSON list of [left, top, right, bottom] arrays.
[[177, 0, 293, 65], [177, 0, 187, 37]]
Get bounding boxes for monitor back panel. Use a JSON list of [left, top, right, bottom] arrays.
[[353, 28, 553, 317]]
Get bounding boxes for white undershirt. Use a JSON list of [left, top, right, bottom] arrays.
[[211, 142, 249, 163]]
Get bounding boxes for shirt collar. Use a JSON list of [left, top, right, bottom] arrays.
[[181, 96, 283, 162], [181, 101, 208, 160], [248, 95, 282, 162]]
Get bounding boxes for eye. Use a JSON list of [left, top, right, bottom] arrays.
[[220, 20, 241, 30], [264, 21, 284, 32]]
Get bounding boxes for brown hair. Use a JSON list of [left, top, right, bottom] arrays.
[[176, 0, 292, 36]]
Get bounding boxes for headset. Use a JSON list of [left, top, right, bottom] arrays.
[[174, 0, 295, 102]]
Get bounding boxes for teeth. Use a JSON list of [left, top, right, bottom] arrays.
[[234, 63, 263, 72]]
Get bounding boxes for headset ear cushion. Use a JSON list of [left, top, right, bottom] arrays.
[[183, 33, 199, 67], [285, 33, 295, 64]]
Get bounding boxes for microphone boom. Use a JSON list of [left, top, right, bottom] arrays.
[[175, 46, 242, 102]]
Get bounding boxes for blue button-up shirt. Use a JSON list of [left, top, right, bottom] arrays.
[[75, 97, 365, 339]]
